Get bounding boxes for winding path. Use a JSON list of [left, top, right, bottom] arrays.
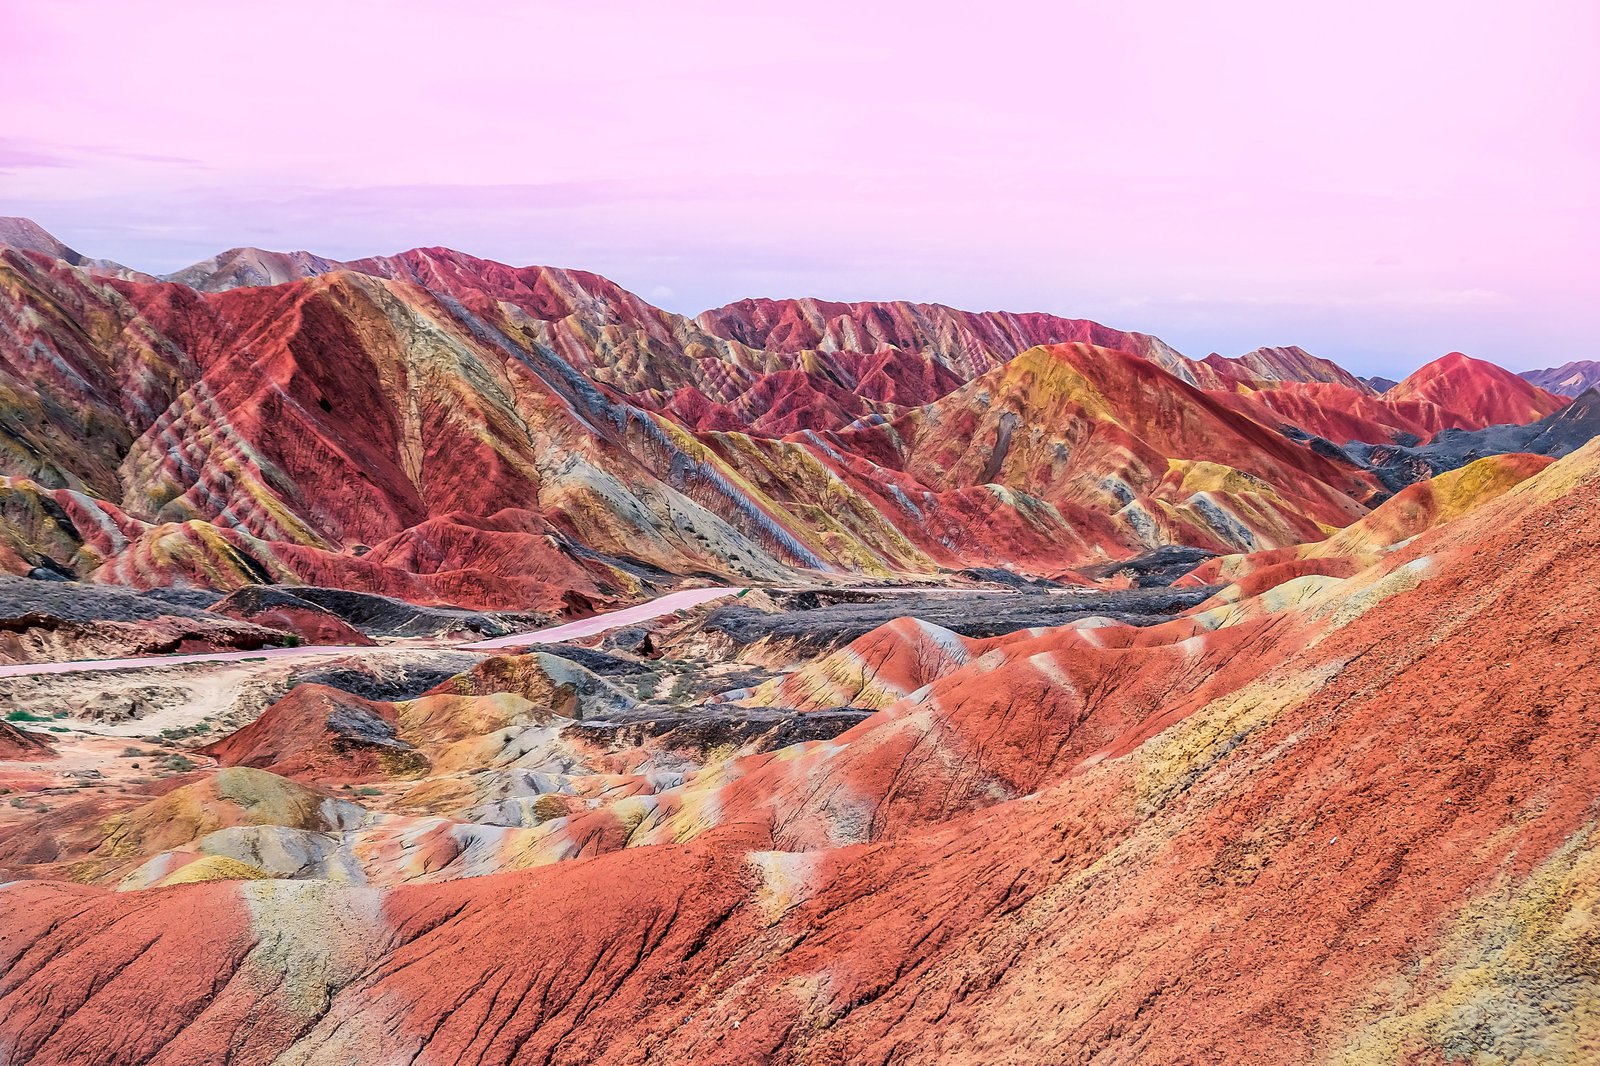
[[0, 586, 744, 679]]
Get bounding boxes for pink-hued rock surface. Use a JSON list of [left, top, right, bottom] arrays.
[[2, 219, 1597, 1065]]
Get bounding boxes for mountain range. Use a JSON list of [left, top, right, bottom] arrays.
[[0, 218, 1585, 615]]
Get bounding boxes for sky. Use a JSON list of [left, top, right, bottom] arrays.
[[1, 0, 1595, 376]]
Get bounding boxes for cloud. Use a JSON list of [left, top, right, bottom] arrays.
[[0, 137, 205, 174], [1160, 289, 1513, 310], [0, 138, 76, 173]]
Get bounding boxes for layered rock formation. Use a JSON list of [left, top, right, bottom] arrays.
[[3, 221, 1574, 620], [4, 422, 1599, 1066], [1, 218, 1597, 1064]]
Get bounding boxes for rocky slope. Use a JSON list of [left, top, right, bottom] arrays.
[[3, 425, 1598, 1065]]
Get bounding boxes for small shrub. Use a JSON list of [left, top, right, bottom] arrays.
[[531, 794, 573, 822], [632, 671, 662, 701], [159, 721, 212, 742], [377, 749, 430, 777], [668, 673, 697, 704]]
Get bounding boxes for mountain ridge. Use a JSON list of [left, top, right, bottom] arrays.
[[0, 217, 1577, 612]]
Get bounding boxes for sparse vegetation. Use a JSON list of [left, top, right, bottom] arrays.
[[668, 672, 698, 704], [632, 669, 663, 701], [159, 721, 212, 742], [531, 794, 572, 822]]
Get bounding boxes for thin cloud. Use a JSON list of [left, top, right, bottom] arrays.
[[0, 137, 205, 173], [0, 138, 76, 173]]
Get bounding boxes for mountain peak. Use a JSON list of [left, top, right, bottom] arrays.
[[162, 246, 351, 292], [1397, 351, 1522, 388], [0, 217, 86, 265], [1390, 351, 1569, 428], [0, 217, 152, 280]]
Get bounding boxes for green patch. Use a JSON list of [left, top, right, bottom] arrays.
[[160, 722, 212, 741]]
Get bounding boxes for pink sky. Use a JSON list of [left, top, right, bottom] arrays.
[[2, 0, 1595, 375]]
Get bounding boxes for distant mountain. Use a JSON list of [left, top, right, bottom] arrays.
[[162, 246, 351, 290], [1520, 360, 1600, 398], [823, 341, 1372, 557], [1387, 351, 1569, 428], [0, 217, 85, 262], [1360, 374, 1400, 393], [1220, 354, 1568, 448], [1217, 381, 1448, 445], [696, 297, 1190, 382], [0, 216, 151, 280], [1195, 345, 1372, 392]]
